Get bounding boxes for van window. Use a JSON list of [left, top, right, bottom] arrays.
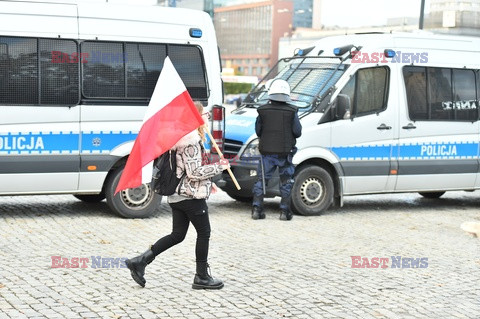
[[169, 44, 208, 99], [340, 67, 389, 118], [477, 71, 480, 101], [270, 60, 348, 107], [403, 66, 427, 119], [403, 66, 478, 121], [290, 67, 343, 103], [0, 37, 38, 105], [452, 69, 477, 121], [82, 41, 125, 98], [41, 39, 80, 105], [81, 41, 208, 100], [428, 68, 452, 120], [0, 36, 79, 105], [126, 43, 166, 98]]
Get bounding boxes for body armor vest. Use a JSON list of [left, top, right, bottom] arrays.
[[257, 101, 297, 156]]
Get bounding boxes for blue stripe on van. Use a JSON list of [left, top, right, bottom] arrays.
[[0, 131, 138, 155], [397, 142, 477, 159], [331, 145, 391, 160], [0, 132, 79, 154], [331, 141, 478, 161], [81, 131, 137, 153]]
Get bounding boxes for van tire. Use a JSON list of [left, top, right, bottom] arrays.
[[291, 165, 334, 216], [105, 166, 160, 218], [418, 191, 445, 199], [74, 194, 106, 203]]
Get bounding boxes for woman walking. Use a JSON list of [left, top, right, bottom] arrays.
[[125, 102, 229, 289]]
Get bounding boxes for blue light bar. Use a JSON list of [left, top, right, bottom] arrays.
[[384, 49, 395, 58], [294, 46, 315, 56], [333, 45, 355, 56], [189, 28, 202, 38]]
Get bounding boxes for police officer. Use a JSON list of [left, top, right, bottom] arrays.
[[252, 79, 302, 221]]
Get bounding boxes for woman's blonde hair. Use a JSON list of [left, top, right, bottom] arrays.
[[194, 101, 206, 142]]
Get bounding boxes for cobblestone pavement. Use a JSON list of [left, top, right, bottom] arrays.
[[0, 190, 479, 319]]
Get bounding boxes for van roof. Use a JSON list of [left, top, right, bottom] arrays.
[[0, 0, 214, 41], [309, 32, 480, 55], [0, 0, 211, 25]]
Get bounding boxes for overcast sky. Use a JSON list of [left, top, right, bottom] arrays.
[[321, 0, 430, 27]]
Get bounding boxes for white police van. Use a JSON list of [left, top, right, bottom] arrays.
[[220, 32, 480, 216], [0, 1, 225, 218]]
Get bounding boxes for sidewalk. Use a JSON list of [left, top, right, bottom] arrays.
[[0, 191, 479, 318]]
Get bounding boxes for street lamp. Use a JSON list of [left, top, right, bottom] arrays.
[[419, 0, 426, 29]]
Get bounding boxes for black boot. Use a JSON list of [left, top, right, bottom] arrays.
[[192, 262, 224, 290], [280, 197, 293, 221], [252, 193, 265, 220], [125, 249, 155, 287], [279, 209, 293, 221], [251, 206, 265, 220]]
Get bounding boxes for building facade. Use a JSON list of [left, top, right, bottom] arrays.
[[161, 0, 322, 77], [214, 0, 293, 78], [426, 0, 480, 35], [293, 0, 313, 28], [159, 0, 215, 16], [293, 0, 323, 29]]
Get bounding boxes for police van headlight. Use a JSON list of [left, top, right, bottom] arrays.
[[240, 138, 260, 159]]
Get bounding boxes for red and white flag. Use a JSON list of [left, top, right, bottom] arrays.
[[115, 56, 204, 194]]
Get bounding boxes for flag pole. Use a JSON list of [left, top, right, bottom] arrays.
[[204, 128, 241, 190]]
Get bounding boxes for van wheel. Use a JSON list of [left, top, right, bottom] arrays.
[[291, 165, 334, 216], [74, 194, 105, 203], [105, 166, 160, 218], [418, 191, 445, 199]]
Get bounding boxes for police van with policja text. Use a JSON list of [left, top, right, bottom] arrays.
[[0, 0, 226, 218], [220, 32, 480, 216]]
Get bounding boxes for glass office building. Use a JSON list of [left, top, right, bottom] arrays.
[[213, 0, 293, 77]]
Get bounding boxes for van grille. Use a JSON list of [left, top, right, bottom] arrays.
[[224, 139, 243, 157]]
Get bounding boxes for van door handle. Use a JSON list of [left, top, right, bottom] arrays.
[[402, 123, 417, 130], [377, 123, 392, 130]]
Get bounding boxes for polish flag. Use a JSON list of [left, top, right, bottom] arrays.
[[115, 56, 204, 194]]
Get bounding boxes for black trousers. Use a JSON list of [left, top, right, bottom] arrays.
[[151, 199, 211, 263]]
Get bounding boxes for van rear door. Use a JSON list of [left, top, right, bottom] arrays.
[[0, 2, 81, 193]]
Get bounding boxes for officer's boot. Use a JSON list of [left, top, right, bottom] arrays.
[[279, 197, 293, 221], [252, 194, 265, 220], [192, 262, 224, 290], [252, 206, 265, 220], [125, 249, 155, 287]]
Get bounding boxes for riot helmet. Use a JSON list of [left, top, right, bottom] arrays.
[[267, 79, 291, 102]]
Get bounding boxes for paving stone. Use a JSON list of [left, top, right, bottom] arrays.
[[0, 192, 479, 318]]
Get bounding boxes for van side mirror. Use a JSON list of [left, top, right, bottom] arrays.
[[318, 93, 352, 125], [334, 94, 351, 120]]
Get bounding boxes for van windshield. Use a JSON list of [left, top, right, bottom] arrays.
[[244, 57, 348, 112]]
